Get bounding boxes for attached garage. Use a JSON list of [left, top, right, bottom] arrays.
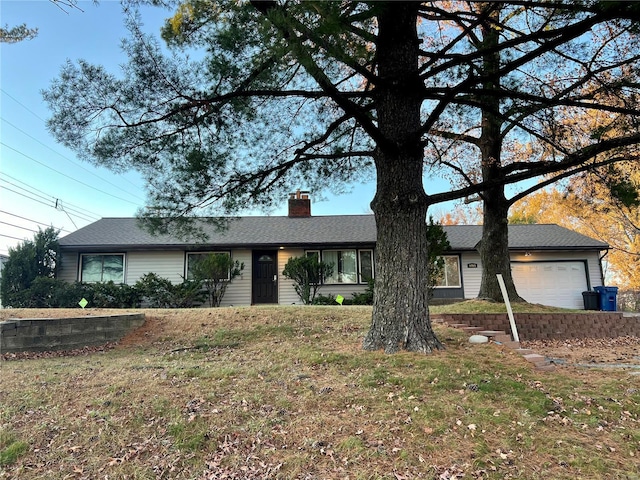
[[511, 261, 589, 309], [439, 224, 609, 309]]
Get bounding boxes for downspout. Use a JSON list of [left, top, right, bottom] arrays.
[[598, 248, 610, 285]]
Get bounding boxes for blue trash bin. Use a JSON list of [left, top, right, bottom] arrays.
[[594, 286, 618, 311]]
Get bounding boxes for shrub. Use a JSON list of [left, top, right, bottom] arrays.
[[135, 273, 177, 308], [0, 227, 60, 308], [283, 255, 334, 305], [352, 278, 374, 305], [313, 294, 337, 305], [189, 253, 244, 307], [426, 217, 450, 299], [135, 273, 207, 308], [171, 278, 207, 308], [91, 281, 141, 308]]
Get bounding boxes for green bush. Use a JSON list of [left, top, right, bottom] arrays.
[[91, 281, 141, 308], [0, 227, 60, 308], [283, 255, 334, 305], [351, 278, 374, 305], [0, 270, 212, 309], [135, 273, 206, 308], [135, 273, 176, 308], [312, 294, 352, 306], [189, 253, 244, 307], [171, 278, 207, 308]]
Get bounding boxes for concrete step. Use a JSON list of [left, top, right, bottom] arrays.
[[512, 348, 534, 356], [522, 353, 548, 367], [448, 323, 555, 372], [477, 330, 506, 338], [460, 326, 484, 333]]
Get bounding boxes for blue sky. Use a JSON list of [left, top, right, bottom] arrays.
[[0, 0, 456, 257]]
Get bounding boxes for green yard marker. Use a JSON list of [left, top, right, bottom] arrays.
[[79, 298, 88, 309], [335, 295, 344, 305]]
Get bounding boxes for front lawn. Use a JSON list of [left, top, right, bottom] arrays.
[[1, 306, 638, 479]]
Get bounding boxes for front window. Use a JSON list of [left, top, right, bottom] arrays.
[[304, 249, 373, 284], [359, 250, 374, 283], [186, 252, 231, 280], [323, 249, 357, 284], [80, 254, 124, 283], [434, 255, 461, 288]]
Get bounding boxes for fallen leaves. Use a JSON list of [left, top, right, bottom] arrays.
[[199, 434, 283, 480], [3, 307, 640, 480], [1, 343, 117, 361], [522, 336, 640, 365]]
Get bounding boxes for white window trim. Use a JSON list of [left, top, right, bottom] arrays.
[[186, 251, 232, 281], [79, 253, 126, 284]]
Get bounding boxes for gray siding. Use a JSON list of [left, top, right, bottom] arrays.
[[57, 245, 605, 307], [278, 248, 304, 305], [220, 249, 252, 307], [58, 252, 79, 283], [461, 252, 482, 299], [126, 251, 185, 284]]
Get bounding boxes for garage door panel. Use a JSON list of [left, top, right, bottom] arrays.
[[511, 261, 588, 309]]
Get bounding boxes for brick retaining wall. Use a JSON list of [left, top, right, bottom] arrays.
[[0, 314, 146, 353], [431, 312, 640, 341]]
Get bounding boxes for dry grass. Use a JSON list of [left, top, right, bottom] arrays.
[[429, 299, 582, 314], [1, 306, 639, 479]]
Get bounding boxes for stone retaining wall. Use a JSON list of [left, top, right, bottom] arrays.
[[431, 312, 640, 340], [0, 314, 145, 353]]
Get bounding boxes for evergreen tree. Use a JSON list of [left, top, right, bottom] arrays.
[[0, 227, 60, 308]]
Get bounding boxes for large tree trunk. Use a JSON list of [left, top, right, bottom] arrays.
[[477, 188, 523, 302], [475, 4, 523, 303], [363, 3, 443, 353]]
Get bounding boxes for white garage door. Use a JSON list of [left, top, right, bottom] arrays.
[[511, 262, 588, 309]]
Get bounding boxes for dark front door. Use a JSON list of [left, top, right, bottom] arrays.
[[252, 250, 278, 304]]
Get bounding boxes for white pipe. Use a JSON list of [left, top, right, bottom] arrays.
[[496, 273, 520, 343]]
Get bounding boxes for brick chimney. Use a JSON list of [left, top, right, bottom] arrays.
[[288, 190, 311, 217]]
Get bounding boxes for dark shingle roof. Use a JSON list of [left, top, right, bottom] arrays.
[[58, 217, 609, 251], [443, 224, 609, 250], [58, 216, 378, 250]]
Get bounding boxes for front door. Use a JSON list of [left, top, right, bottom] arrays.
[[252, 250, 278, 304]]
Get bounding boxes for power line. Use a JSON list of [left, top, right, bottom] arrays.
[[1, 177, 58, 208], [1, 88, 145, 194], [1, 185, 97, 223], [0, 178, 100, 222], [1, 142, 143, 207], [0, 172, 102, 219], [0, 221, 38, 233], [0, 233, 26, 242], [0, 210, 72, 233], [2, 117, 146, 201], [0, 88, 47, 122]]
